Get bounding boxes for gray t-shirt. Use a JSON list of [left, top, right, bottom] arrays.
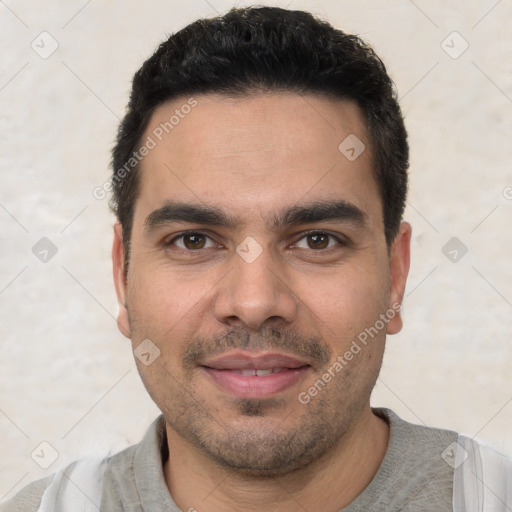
[[1, 408, 458, 511]]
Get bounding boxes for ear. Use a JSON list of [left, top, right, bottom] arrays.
[[386, 222, 412, 335], [112, 222, 131, 338]]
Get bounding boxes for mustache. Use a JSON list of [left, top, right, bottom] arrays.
[[182, 326, 332, 370]]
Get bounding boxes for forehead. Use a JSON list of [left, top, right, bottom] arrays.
[[134, 93, 382, 229]]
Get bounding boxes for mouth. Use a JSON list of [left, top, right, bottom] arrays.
[[199, 351, 312, 398]]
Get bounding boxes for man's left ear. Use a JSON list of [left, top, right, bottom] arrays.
[[386, 221, 412, 335]]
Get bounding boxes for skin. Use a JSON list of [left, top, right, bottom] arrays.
[[113, 92, 411, 511]]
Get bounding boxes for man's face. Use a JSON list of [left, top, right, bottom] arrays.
[[113, 93, 410, 476]]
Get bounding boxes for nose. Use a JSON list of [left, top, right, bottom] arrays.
[[212, 244, 298, 331]]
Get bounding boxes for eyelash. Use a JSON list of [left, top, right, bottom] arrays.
[[164, 230, 346, 252], [165, 230, 219, 251]]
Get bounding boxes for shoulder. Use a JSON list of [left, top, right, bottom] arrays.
[[360, 408, 458, 510], [454, 435, 512, 510], [0, 475, 53, 512], [0, 416, 165, 512], [0, 449, 138, 512], [374, 407, 459, 459], [369, 408, 512, 511], [1, 456, 109, 512]]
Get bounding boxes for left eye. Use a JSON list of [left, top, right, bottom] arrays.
[[171, 233, 216, 250], [294, 232, 341, 250]]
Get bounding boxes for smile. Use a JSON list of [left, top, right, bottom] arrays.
[[199, 351, 312, 398], [224, 368, 288, 376]]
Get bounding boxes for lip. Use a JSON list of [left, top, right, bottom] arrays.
[[199, 351, 311, 370], [199, 351, 312, 398]]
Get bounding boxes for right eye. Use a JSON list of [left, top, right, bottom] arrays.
[[166, 232, 217, 251]]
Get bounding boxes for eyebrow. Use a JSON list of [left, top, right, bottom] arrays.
[[144, 200, 368, 232]]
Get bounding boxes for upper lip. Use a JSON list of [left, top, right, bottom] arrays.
[[199, 351, 311, 370]]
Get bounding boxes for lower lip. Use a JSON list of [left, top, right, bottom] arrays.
[[202, 367, 310, 398]]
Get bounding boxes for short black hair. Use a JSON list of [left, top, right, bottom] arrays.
[[111, 6, 408, 265]]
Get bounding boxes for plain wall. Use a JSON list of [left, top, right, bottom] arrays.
[[1, 0, 511, 498]]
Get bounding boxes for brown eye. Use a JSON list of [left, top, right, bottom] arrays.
[[306, 233, 329, 249], [169, 232, 215, 251], [293, 232, 343, 251], [182, 233, 206, 249]]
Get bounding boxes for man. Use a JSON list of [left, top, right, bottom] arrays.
[[3, 6, 511, 512]]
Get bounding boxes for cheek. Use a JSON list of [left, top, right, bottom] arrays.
[[126, 269, 205, 366], [294, 264, 387, 339], [128, 263, 209, 326]]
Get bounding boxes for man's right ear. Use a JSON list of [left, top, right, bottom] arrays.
[[112, 222, 131, 339]]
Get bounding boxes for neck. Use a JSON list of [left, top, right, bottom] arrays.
[[164, 408, 389, 512]]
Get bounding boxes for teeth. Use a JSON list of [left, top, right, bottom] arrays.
[[255, 369, 273, 376], [228, 368, 287, 376]]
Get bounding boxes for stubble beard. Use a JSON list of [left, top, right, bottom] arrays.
[[135, 325, 380, 478], [165, 389, 365, 478]]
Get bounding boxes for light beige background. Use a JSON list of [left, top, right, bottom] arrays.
[[1, 0, 511, 499]]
